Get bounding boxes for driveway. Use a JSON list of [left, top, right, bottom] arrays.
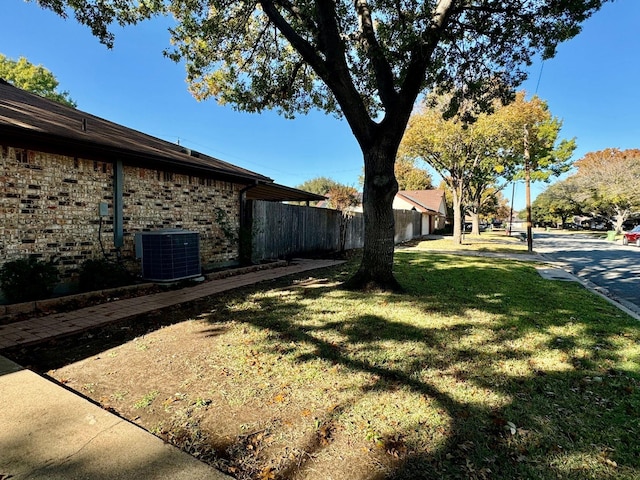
[[533, 231, 640, 315]]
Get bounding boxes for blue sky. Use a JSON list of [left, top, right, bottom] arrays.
[[2, 0, 639, 210]]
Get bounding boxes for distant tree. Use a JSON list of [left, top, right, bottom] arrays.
[[497, 92, 576, 250], [530, 199, 555, 226], [296, 176, 341, 196], [326, 185, 359, 211], [0, 53, 76, 107], [394, 158, 433, 191], [36, 0, 608, 290], [478, 187, 510, 224], [573, 148, 640, 232], [531, 177, 584, 227], [327, 185, 360, 253], [465, 164, 506, 235]]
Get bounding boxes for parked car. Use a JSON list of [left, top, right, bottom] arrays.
[[562, 222, 582, 230], [590, 222, 611, 231], [622, 226, 640, 246], [463, 223, 488, 232]]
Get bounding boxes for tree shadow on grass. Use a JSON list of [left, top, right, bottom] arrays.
[[7, 251, 640, 479], [201, 251, 640, 479]]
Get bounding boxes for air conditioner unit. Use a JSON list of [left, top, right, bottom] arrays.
[[135, 230, 201, 282]]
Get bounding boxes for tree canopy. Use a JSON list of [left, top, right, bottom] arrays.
[[497, 93, 575, 183], [531, 178, 583, 227], [296, 176, 342, 196], [573, 148, 640, 232], [394, 158, 433, 191], [33, 0, 609, 289], [326, 184, 360, 211], [359, 158, 433, 190], [400, 91, 575, 242], [0, 53, 76, 107]]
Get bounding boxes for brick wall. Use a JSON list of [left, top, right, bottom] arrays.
[[121, 165, 241, 268], [1, 145, 243, 285]]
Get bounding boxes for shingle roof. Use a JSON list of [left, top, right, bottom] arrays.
[[0, 78, 271, 184], [396, 189, 446, 215]]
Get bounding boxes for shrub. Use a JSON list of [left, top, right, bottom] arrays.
[[78, 259, 134, 292], [0, 257, 59, 303]]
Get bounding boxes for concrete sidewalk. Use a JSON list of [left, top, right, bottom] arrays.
[[0, 356, 230, 479], [0, 258, 345, 480]]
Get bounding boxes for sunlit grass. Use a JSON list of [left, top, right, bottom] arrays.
[[409, 231, 530, 254]]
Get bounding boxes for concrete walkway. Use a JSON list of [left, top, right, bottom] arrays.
[[0, 356, 229, 480], [0, 258, 344, 480], [0, 258, 345, 351]]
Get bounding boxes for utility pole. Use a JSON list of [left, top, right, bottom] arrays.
[[524, 125, 533, 253], [508, 182, 515, 236]]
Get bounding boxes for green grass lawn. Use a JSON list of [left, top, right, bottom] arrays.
[[408, 232, 530, 254], [45, 250, 640, 479]]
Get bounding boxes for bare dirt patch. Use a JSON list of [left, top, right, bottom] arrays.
[[35, 309, 397, 479]]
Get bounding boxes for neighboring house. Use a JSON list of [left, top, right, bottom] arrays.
[[0, 79, 322, 292], [392, 190, 447, 235]]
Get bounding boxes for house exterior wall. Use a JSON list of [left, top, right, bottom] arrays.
[[121, 165, 241, 269], [421, 214, 431, 235], [392, 196, 415, 211], [1, 145, 242, 286], [434, 198, 448, 219]]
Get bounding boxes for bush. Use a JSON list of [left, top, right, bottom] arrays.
[[78, 259, 134, 292], [0, 257, 59, 303]]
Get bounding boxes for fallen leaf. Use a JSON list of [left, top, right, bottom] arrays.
[[258, 467, 276, 480]]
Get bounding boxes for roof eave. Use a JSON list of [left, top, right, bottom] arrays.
[[0, 126, 272, 185]]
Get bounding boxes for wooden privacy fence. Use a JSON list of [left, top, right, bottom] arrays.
[[250, 200, 423, 262]]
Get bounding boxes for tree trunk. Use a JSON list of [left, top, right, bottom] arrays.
[[344, 145, 402, 292], [614, 206, 628, 233], [470, 211, 481, 235], [451, 184, 463, 244]]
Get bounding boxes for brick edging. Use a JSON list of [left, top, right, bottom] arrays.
[[1, 261, 288, 319]]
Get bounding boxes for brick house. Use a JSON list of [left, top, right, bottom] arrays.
[[0, 79, 321, 294], [392, 190, 447, 235]]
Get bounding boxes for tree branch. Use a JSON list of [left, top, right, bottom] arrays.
[[259, 1, 326, 74], [395, 0, 459, 127], [354, 0, 398, 109], [262, 0, 376, 146]]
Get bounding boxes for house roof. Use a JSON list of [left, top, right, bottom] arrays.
[[244, 183, 326, 202], [396, 190, 446, 215], [0, 79, 271, 184]]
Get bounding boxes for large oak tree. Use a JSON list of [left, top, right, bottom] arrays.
[[33, 0, 607, 289]]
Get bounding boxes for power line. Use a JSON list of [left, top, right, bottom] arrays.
[[534, 61, 544, 94]]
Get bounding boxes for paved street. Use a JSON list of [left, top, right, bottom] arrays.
[[533, 231, 640, 314]]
